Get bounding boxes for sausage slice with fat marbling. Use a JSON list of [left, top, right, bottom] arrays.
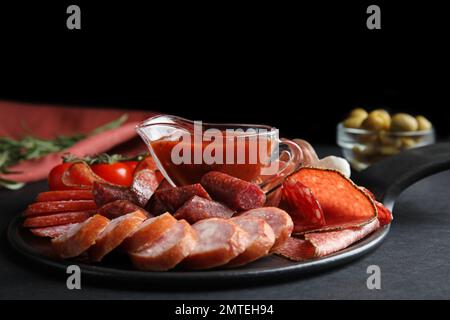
[[52, 214, 110, 258], [89, 211, 147, 262], [182, 218, 251, 270], [129, 220, 197, 271], [239, 207, 293, 250], [121, 212, 177, 253], [227, 216, 275, 267]]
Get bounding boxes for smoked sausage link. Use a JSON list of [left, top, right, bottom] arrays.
[[129, 220, 197, 271], [200, 171, 266, 211], [182, 218, 251, 269], [89, 211, 147, 262], [227, 216, 275, 267], [239, 207, 293, 249], [52, 214, 110, 258]]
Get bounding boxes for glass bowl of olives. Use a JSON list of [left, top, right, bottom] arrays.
[[337, 108, 435, 171]]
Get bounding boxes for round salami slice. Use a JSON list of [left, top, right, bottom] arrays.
[[129, 220, 197, 271], [89, 211, 147, 262], [182, 218, 251, 270], [239, 207, 293, 250], [23, 210, 95, 228], [121, 212, 177, 253], [51, 214, 110, 258], [227, 216, 275, 267], [30, 223, 78, 238]]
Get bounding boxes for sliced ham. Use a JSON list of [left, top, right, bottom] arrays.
[[274, 219, 380, 261], [89, 211, 147, 262], [129, 220, 197, 271], [239, 207, 293, 250], [30, 223, 78, 238], [52, 214, 110, 258], [23, 210, 95, 228], [182, 218, 251, 270], [121, 212, 177, 253], [227, 216, 275, 267]]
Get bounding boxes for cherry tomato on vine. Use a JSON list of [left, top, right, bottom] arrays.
[[91, 163, 133, 186], [48, 163, 79, 190]]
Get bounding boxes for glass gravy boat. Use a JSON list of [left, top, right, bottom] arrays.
[[136, 115, 303, 193]]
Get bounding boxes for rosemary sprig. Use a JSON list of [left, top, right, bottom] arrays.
[[0, 114, 129, 190]]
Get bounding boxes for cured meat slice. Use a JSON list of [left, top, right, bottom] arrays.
[[200, 171, 266, 211], [374, 201, 393, 226], [150, 183, 211, 213], [89, 211, 147, 262], [121, 212, 177, 253], [239, 207, 293, 249], [30, 223, 78, 238], [92, 181, 136, 207], [360, 187, 393, 226], [129, 220, 197, 271], [288, 167, 377, 232], [24, 200, 97, 217], [227, 216, 275, 267], [130, 169, 159, 207], [23, 210, 95, 228], [182, 218, 251, 269], [52, 214, 110, 258], [282, 178, 326, 233], [61, 162, 110, 189], [36, 190, 93, 202], [274, 219, 380, 261], [174, 196, 235, 224], [97, 200, 151, 219]]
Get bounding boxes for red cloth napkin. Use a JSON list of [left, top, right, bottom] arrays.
[[0, 100, 156, 183], [0, 100, 153, 138]]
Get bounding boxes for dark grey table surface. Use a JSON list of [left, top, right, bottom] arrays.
[[1, 146, 449, 299]]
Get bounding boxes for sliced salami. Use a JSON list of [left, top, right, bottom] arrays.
[[200, 171, 266, 211], [149, 183, 211, 213], [182, 218, 251, 270], [174, 196, 235, 224], [36, 190, 94, 202], [24, 200, 97, 217], [92, 181, 136, 207], [281, 178, 326, 233], [227, 216, 275, 267], [130, 169, 160, 207], [129, 220, 197, 271], [30, 223, 78, 238], [23, 210, 95, 228], [52, 214, 110, 258], [97, 200, 151, 219], [89, 211, 147, 262], [239, 207, 293, 250], [121, 212, 177, 253]]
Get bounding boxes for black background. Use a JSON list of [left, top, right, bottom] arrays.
[[0, 1, 449, 143]]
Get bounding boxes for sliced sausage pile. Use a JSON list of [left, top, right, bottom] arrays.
[[23, 167, 392, 270]]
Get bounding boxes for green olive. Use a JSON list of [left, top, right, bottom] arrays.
[[400, 138, 416, 149], [343, 116, 366, 128], [361, 114, 385, 131], [369, 109, 391, 130], [349, 108, 368, 119], [415, 115, 432, 131], [390, 113, 418, 132]]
